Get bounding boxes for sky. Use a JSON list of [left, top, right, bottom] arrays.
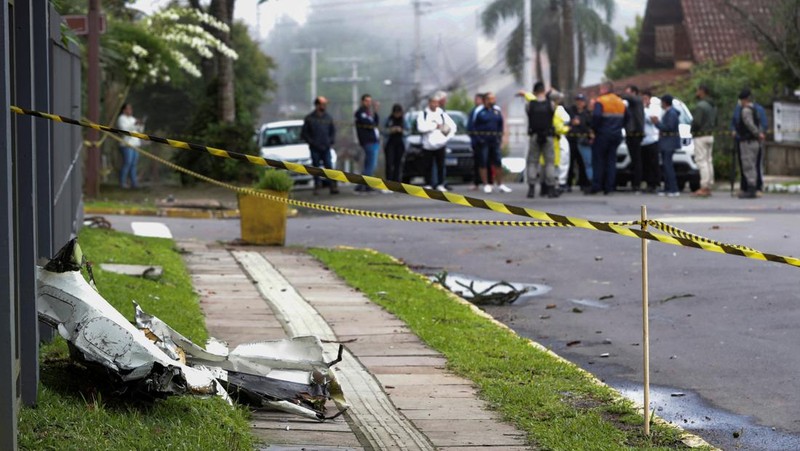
[[130, 0, 647, 89]]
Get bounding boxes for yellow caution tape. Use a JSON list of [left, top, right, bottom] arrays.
[[11, 105, 800, 269]]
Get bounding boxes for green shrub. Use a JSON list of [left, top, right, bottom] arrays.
[[255, 168, 294, 192]]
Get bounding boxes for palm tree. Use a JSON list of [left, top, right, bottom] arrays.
[[481, 0, 616, 90]]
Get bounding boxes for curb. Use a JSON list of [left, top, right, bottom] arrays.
[[85, 207, 241, 219], [348, 246, 719, 450]]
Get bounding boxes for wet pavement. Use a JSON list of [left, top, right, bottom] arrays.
[[105, 182, 800, 449]]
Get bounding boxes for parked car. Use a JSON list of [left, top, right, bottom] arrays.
[[401, 110, 474, 184], [615, 124, 701, 192], [257, 120, 337, 187]]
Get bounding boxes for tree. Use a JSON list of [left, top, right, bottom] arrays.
[[720, 0, 800, 86], [604, 15, 642, 80], [481, 0, 616, 89]]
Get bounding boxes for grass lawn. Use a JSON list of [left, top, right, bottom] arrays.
[[18, 228, 254, 450], [311, 247, 706, 450]]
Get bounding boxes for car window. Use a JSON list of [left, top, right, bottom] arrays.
[[262, 126, 304, 147]]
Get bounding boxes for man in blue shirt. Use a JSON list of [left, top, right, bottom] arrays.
[[354, 94, 380, 192]]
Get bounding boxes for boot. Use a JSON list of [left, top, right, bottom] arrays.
[[329, 181, 339, 194], [527, 184, 536, 198], [540, 182, 548, 198], [547, 185, 561, 198], [738, 187, 757, 199]]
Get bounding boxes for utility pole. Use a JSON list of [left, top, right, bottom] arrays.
[[324, 57, 369, 115], [292, 48, 322, 108], [523, 0, 533, 91], [86, 0, 101, 197], [411, 0, 424, 107], [323, 58, 369, 173]]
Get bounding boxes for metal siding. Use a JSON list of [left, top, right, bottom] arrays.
[[1, 0, 20, 448]]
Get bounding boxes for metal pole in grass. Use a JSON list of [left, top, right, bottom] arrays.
[[641, 205, 651, 435]]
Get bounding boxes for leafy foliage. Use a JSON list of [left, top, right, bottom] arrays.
[[255, 169, 294, 192], [665, 55, 783, 181], [443, 88, 474, 114], [604, 15, 642, 80]]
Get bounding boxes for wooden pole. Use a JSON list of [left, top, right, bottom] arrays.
[[641, 205, 650, 435]]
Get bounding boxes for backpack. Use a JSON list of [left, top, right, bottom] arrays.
[[527, 99, 555, 137]]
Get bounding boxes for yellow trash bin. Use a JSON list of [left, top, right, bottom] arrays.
[[238, 191, 288, 245]]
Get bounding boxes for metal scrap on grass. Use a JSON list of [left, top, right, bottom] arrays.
[[36, 238, 348, 421]]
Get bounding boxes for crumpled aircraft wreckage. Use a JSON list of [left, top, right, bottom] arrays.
[[36, 238, 347, 421]]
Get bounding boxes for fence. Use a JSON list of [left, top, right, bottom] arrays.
[[0, 2, 82, 449]]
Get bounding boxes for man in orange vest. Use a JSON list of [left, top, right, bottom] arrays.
[[589, 82, 627, 195]]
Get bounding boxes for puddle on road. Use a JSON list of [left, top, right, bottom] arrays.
[[425, 272, 550, 304], [613, 381, 800, 450], [569, 298, 610, 309]]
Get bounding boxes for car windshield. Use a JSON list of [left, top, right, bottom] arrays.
[[262, 125, 304, 147]]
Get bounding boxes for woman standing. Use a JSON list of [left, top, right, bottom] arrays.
[[116, 103, 143, 189], [384, 104, 407, 182]]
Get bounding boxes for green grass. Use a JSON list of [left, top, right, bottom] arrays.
[[310, 248, 701, 451], [18, 228, 254, 450]]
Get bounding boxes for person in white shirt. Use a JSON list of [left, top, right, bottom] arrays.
[[116, 103, 143, 189], [416, 94, 456, 191], [641, 91, 661, 193]]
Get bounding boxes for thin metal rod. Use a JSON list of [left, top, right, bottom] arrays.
[[641, 205, 651, 436]]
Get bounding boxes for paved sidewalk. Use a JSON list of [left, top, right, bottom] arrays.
[[180, 240, 531, 451]]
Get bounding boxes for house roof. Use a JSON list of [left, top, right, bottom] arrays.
[[580, 68, 690, 99], [680, 0, 772, 64]]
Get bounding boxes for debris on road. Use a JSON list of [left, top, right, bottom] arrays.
[[658, 293, 695, 304], [100, 263, 163, 280]]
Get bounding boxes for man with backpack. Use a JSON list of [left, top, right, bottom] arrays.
[[735, 89, 764, 199], [519, 81, 558, 198]]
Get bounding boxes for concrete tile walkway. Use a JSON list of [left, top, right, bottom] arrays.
[[180, 240, 532, 451]]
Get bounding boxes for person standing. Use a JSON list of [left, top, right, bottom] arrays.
[[650, 94, 681, 197], [416, 94, 456, 191], [301, 96, 338, 195], [467, 93, 486, 190], [473, 92, 511, 193], [551, 90, 570, 196], [566, 94, 592, 192], [383, 104, 407, 182], [116, 103, 143, 189], [621, 85, 645, 192], [641, 91, 661, 193], [690, 84, 717, 197], [590, 82, 627, 195], [732, 95, 768, 195], [519, 81, 557, 198], [354, 94, 380, 192], [735, 89, 765, 199]]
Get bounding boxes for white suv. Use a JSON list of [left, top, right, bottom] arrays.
[[257, 120, 337, 187]]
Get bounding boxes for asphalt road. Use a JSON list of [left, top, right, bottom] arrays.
[[105, 183, 800, 449]]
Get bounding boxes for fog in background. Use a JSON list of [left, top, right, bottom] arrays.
[[260, 0, 645, 123]]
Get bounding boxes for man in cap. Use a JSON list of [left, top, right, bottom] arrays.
[[734, 89, 765, 199]]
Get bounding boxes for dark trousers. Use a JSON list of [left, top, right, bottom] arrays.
[[567, 138, 589, 187], [471, 140, 493, 185], [310, 147, 333, 187], [424, 147, 446, 187], [384, 140, 405, 182], [641, 142, 661, 190], [592, 134, 622, 193], [737, 140, 764, 191], [626, 135, 644, 190]]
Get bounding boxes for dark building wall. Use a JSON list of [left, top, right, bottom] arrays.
[[637, 0, 692, 69]]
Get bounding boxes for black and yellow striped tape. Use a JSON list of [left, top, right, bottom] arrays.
[[11, 105, 800, 269]]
